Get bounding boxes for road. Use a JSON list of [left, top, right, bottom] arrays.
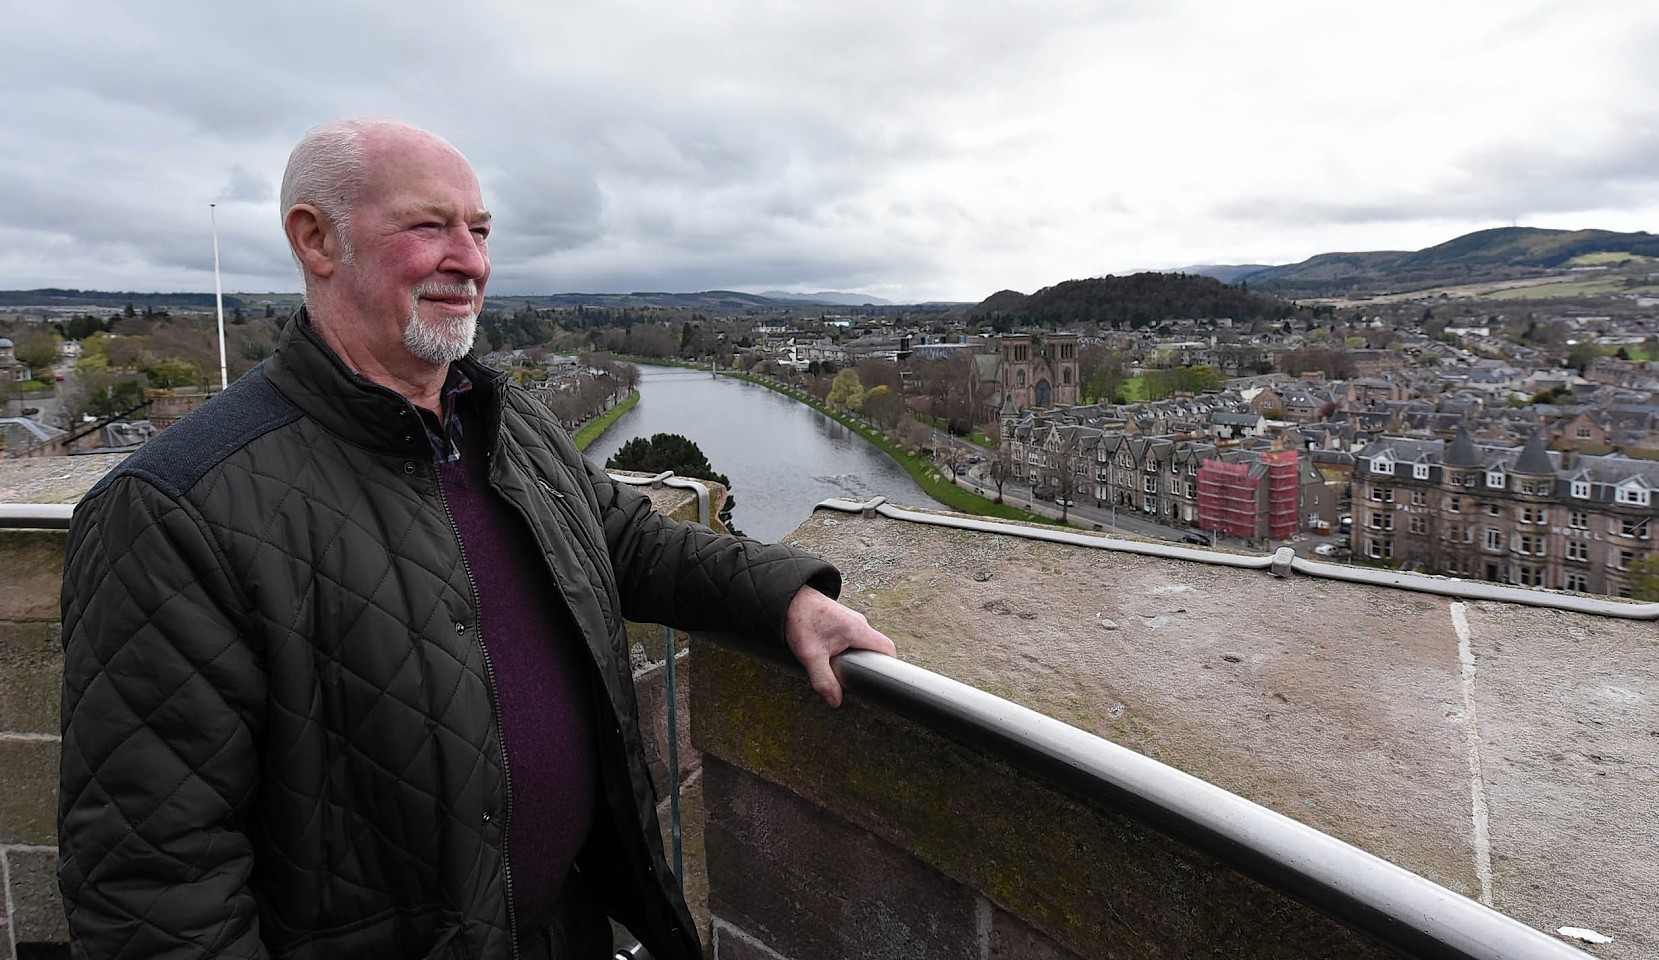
[[948, 454, 1347, 558]]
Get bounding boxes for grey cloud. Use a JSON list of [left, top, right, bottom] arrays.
[[1212, 110, 1659, 228], [217, 166, 273, 204]]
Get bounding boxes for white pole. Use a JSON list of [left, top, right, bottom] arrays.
[[210, 203, 228, 392]]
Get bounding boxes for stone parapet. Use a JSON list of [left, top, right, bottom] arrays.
[[694, 638, 1394, 959]]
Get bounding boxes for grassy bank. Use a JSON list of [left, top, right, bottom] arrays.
[[719, 370, 1052, 524], [571, 390, 639, 451]]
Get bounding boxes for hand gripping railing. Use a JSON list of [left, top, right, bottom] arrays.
[[711, 631, 1593, 960]]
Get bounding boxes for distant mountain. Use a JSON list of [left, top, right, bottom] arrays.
[[970, 272, 1295, 328], [1169, 264, 1274, 285], [0, 288, 250, 311], [759, 290, 894, 306], [1181, 227, 1659, 298]]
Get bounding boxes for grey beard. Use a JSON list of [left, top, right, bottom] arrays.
[[404, 283, 478, 364]]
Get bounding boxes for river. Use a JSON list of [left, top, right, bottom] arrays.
[[582, 365, 946, 542]]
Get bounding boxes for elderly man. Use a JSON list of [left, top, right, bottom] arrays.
[[59, 118, 895, 960]]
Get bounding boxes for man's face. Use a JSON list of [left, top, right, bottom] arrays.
[[331, 128, 491, 367]]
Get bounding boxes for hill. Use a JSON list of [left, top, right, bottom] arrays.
[[969, 272, 1295, 328], [1183, 227, 1659, 299]]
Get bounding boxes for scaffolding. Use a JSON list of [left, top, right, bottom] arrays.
[[1197, 459, 1257, 538], [1263, 449, 1299, 539], [1196, 449, 1302, 540]]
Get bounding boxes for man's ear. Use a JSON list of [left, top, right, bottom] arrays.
[[285, 204, 340, 279]]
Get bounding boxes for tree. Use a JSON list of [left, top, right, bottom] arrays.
[[862, 384, 903, 428], [13, 330, 59, 373], [605, 433, 739, 532], [1630, 555, 1659, 602], [825, 368, 864, 411]]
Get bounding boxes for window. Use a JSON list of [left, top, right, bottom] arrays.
[[1411, 489, 1427, 506], [1146, 459, 1158, 472], [1485, 528, 1503, 550], [1570, 480, 1591, 499], [1144, 476, 1157, 494], [1369, 512, 1394, 531], [1569, 510, 1588, 529], [1372, 458, 1395, 476], [1516, 565, 1544, 587], [1519, 505, 1547, 525], [1413, 463, 1430, 480], [1187, 482, 1197, 498], [1369, 486, 1394, 502], [1620, 518, 1650, 539], [1576, 426, 1592, 439], [1615, 485, 1651, 506], [1444, 522, 1461, 542], [1485, 503, 1501, 516], [1567, 540, 1588, 562], [1565, 572, 1588, 592], [1485, 469, 1505, 488], [1062, 369, 1073, 385], [1409, 516, 1427, 535], [1368, 539, 1394, 559], [1446, 496, 1462, 513], [1617, 550, 1635, 570], [1516, 534, 1544, 556]]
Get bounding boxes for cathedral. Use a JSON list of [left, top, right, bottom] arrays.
[[995, 334, 1080, 415]]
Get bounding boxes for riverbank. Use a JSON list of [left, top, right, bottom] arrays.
[[571, 390, 639, 451], [714, 369, 1052, 525]]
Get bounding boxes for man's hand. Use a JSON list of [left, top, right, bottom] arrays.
[[784, 586, 897, 708]]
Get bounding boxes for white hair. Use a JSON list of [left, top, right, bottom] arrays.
[[280, 117, 411, 266]]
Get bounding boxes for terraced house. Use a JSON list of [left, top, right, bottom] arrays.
[[1356, 429, 1658, 597]]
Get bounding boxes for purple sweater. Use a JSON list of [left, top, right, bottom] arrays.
[[438, 418, 597, 931]]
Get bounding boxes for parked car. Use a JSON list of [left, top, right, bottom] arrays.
[[1313, 543, 1338, 557], [1181, 533, 1212, 546]]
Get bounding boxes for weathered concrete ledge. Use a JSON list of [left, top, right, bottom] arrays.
[[691, 505, 1652, 959]]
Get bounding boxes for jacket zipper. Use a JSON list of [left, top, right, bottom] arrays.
[[433, 460, 521, 960]]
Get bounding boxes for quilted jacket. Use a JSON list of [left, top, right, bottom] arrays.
[[59, 313, 839, 960]]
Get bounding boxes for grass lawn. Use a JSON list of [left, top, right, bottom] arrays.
[[571, 390, 639, 451], [1116, 376, 1148, 403]]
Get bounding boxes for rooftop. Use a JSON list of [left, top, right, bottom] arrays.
[[777, 499, 1655, 957]]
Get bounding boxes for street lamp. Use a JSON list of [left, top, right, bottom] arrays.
[[209, 203, 228, 392]]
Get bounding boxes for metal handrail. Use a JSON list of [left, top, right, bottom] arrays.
[[709, 632, 1593, 959], [0, 504, 75, 529]]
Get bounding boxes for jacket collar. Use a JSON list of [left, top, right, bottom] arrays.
[[266, 306, 502, 457]]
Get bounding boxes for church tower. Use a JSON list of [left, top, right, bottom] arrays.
[[999, 334, 1079, 413]]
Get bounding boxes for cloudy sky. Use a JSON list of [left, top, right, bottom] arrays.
[[3, 0, 1656, 303]]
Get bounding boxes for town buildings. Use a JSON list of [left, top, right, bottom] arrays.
[[1355, 430, 1658, 597]]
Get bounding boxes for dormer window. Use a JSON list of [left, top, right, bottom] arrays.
[[1412, 463, 1430, 480], [1615, 483, 1651, 507], [1485, 469, 1505, 489], [1571, 479, 1591, 499], [1371, 457, 1394, 476]]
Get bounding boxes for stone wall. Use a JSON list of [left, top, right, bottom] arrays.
[[693, 638, 1392, 960], [0, 528, 69, 959]]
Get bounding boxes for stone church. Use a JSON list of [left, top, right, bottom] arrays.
[[993, 333, 1080, 416]]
